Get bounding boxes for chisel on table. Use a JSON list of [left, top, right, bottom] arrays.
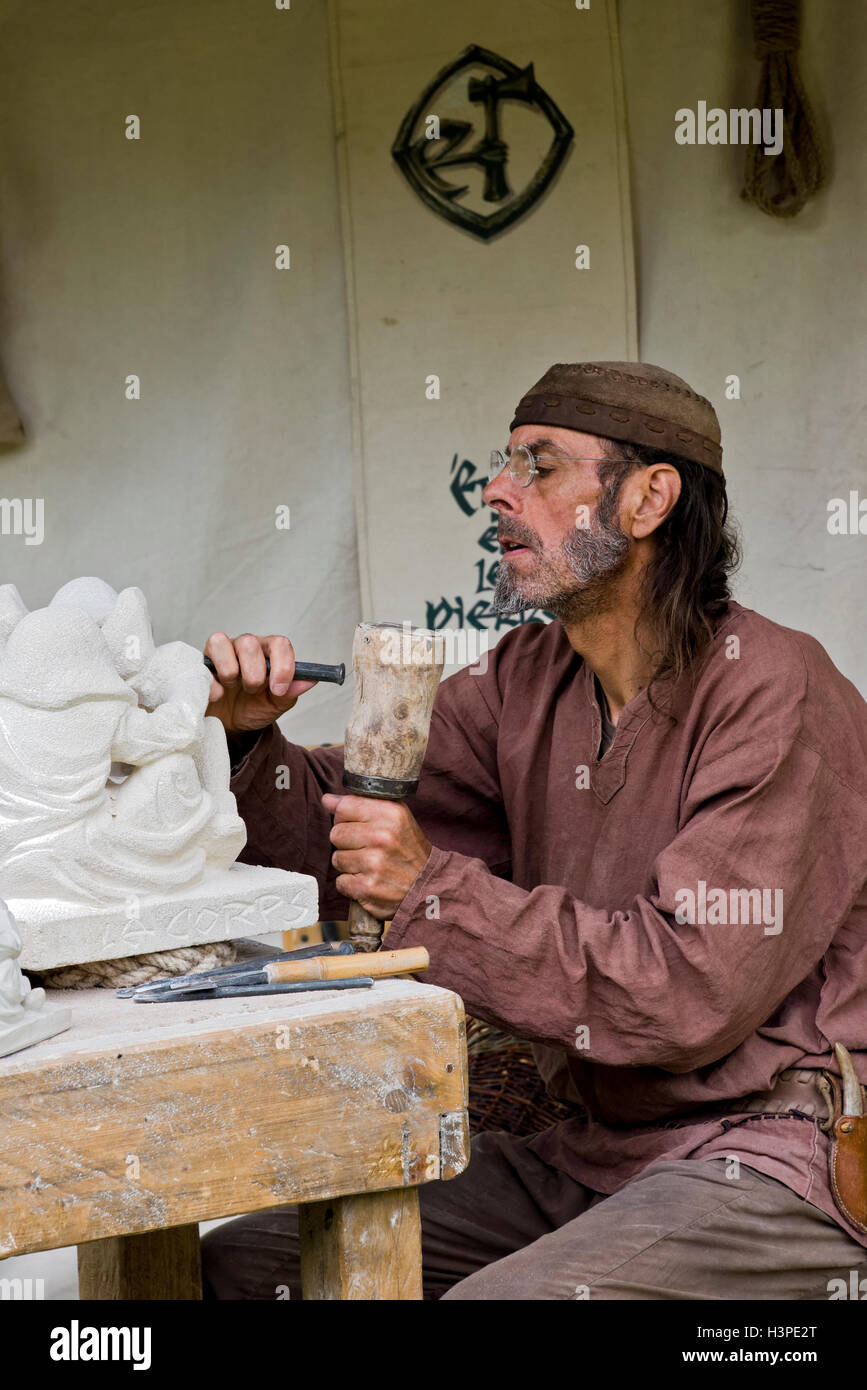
[[116, 940, 355, 998], [134, 977, 375, 1002], [164, 945, 429, 996]]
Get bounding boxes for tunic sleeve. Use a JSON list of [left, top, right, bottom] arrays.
[[385, 648, 867, 1072]]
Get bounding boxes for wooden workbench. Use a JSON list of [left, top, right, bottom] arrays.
[[0, 967, 469, 1299]]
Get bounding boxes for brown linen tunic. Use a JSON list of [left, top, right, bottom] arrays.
[[230, 601, 867, 1245]]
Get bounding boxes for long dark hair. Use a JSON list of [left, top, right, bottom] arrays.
[[597, 439, 741, 691]]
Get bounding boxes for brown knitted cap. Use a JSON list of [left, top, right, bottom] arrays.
[[509, 361, 723, 474]]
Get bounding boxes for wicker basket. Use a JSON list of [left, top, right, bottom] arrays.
[[465, 1018, 575, 1136]]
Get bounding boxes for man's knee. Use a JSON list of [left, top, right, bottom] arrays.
[[201, 1205, 301, 1301]]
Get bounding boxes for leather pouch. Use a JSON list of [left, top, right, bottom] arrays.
[[830, 1115, 867, 1234]]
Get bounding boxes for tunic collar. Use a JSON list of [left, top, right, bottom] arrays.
[[579, 658, 653, 803]]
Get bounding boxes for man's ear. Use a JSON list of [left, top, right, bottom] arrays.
[[627, 464, 682, 540]]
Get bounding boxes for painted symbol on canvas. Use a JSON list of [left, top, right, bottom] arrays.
[[392, 45, 574, 240]]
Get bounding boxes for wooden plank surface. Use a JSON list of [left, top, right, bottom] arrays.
[[0, 978, 469, 1258], [299, 1189, 422, 1300], [77, 1224, 202, 1300]]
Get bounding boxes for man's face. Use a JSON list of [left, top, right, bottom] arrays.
[[482, 424, 634, 619]]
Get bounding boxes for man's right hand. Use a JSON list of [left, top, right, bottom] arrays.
[[204, 632, 318, 733]]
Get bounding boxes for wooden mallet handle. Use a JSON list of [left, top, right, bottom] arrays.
[[347, 901, 386, 954], [267, 947, 429, 983], [341, 622, 444, 952]]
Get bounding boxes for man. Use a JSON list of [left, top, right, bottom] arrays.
[[201, 362, 867, 1299]]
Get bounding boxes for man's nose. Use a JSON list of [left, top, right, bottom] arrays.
[[482, 469, 524, 512]]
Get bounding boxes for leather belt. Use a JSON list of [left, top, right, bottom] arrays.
[[715, 1067, 867, 1134], [711, 1049, 867, 1235]]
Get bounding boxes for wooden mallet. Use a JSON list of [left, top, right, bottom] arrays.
[[341, 622, 445, 952]]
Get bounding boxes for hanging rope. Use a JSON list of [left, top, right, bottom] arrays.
[[30, 939, 238, 991], [742, 0, 826, 217]]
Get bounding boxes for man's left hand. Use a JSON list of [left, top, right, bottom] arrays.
[[322, 793, 432, 919]]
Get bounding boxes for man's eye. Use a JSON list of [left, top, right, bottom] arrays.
[[534, 466, 553, 478]]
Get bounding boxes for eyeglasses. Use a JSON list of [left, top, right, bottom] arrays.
[[486, 444, 631, 489]]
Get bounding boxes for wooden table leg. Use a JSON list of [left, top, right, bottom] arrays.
[[77, 1223, 202, 1300], [299, 1188, 423, 1300]]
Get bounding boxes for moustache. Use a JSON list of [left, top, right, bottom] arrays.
[[497, 525, 539, 550]]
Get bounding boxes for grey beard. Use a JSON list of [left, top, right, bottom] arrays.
[[490, 511, 630, 618]]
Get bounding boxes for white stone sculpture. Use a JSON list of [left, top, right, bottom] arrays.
[[0, 900, 70, 1056], [0, 579, 318, 970]]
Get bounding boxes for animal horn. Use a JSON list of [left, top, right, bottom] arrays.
[[835, 1043, 864, 1117]]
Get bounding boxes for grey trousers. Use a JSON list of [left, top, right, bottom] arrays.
[[200, 1129, 867, 1300]]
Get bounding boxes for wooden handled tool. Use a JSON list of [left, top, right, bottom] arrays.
[[162, 946, 430, 996], [247, 946, 428, 984], [341, 622, 445, 952], [117, 940, 354, 997]]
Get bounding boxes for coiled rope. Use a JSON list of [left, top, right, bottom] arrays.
[[31, 940, 238, 990]]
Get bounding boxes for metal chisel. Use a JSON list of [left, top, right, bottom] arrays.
[[134, 976, 375, 1002], [164, 945, 429, 997], [203, 656, 345, 685], [116, 940, 354, 998]]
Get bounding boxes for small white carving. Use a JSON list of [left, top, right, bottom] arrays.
[[0, 900, 70, 1056]]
